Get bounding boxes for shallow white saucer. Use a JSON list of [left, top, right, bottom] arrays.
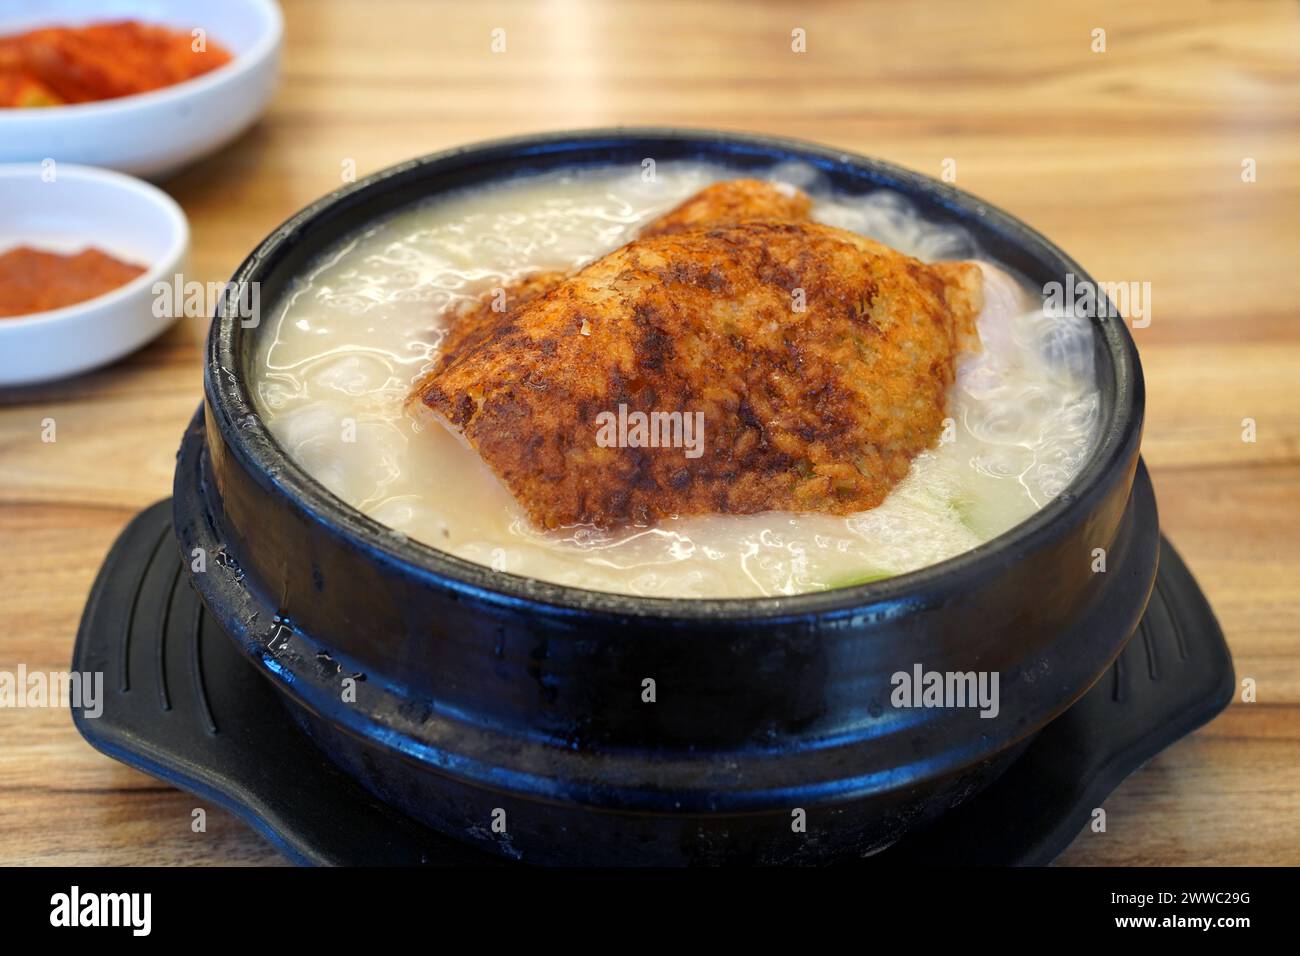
[[0, 163, 189, 387], [0, 0, 283, 178]]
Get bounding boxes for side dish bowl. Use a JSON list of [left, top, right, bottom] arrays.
[[0, 163, 188, 387], [174, 129, 1157, 864], [0, 0, 282, 178]]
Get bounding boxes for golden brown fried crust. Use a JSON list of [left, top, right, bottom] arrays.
[[637, 179, 813, 238], [432, 179, 817, 373], [412, 220, 982, 529], [435, 269, 568, 361]]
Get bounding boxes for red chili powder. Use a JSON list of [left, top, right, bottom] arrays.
[[0, 246, 147, 318]]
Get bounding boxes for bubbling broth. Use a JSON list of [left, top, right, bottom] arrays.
[[254, 163, 1099, 598]]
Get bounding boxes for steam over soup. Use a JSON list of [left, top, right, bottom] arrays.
[[254, 163, 1099, 598]]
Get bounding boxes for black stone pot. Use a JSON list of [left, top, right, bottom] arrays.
[[173, 129, 1155, 865]]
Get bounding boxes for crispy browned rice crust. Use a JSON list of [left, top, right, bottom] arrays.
[[411, 208, 982, 529]]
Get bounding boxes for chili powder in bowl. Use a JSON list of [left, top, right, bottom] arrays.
[[0, 163, 189, 387]]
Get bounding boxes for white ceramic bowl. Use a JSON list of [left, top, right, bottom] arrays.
[[0, 163, 189, 387], [0, 0, 283, 178]]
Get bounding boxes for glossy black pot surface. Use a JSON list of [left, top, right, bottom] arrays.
[[174, 129, 1156, 864]]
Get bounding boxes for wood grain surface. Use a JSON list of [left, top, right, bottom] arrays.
[[1, 0, 1297, 866]]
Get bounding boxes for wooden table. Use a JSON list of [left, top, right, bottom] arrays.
[[2, 0, 1297, 866]]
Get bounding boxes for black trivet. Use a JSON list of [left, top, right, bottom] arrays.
[[71, 499, 1233, 865]]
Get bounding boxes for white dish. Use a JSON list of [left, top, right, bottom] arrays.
[[0, 0, 283, 178], [0, 163, 189, 387]]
